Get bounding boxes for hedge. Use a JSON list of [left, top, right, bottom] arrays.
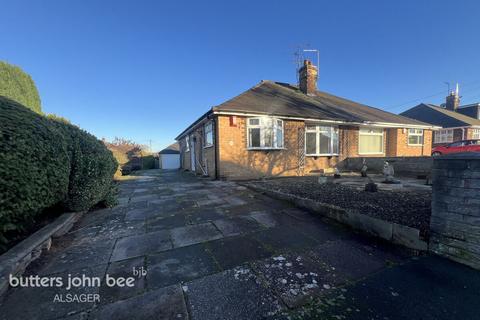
[[0, 61, 42, 113], [0, 96, 118, 249]]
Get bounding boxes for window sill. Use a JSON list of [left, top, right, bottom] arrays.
[[203, 144, 214, 149], [358, 152, 384, 155], [407, 144, 423, 147], [306, 154, 339, 157]]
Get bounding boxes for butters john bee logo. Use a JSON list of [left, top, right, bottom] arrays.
[[9, 266, 147, 303]]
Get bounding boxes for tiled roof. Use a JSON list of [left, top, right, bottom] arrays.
[[213, 81, 430, 126], [159, 142, 180, 154], [401, 103, 480, 128]]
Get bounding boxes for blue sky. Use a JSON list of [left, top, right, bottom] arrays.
[[1, 0, 479, 151]]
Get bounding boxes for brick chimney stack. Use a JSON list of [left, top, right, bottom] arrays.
[[445, 84, 460, 111], [299, 60, 318, 95]]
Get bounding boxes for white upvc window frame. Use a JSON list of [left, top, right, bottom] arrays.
[[358, 127, 384, 155], [434, 129, 454, 144], [472, 129, 480, 139], [247, 117, 284, 150], [407, 128, 424, 146], [185, 136, 190, 152], [304, 125, 339, 156], [204, 122, 214, 148]]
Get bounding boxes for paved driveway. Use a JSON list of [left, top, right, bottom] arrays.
[[1, 170, 479, 320]]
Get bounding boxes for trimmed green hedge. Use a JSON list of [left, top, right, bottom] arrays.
[[0, 61, 42, 113], [0, 96, 117, 248]]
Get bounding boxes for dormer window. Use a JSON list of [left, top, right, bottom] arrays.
[[247, 117, 284, 149]]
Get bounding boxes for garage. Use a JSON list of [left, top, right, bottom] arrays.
[[159, 143, 180, 169]]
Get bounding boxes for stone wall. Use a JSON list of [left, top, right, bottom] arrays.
[[338, 156, 433, 177], [429, 153, 480, 269]]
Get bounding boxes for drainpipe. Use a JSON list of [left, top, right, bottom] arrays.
[[212, 115, 219, 180]]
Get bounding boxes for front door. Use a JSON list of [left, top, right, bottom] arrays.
[[190, 137, 196, 171]]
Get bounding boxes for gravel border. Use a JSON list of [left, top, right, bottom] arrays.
[[247, 177, 431, 236]]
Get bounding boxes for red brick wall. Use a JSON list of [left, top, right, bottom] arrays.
[[183, 115, 433, 180], [386, 128, 432, 156]]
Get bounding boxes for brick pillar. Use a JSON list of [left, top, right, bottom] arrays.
[[430, 153, 480, 269]]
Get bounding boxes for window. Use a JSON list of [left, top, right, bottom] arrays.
[[434, 129, 454, 143], [204, 122, 213, 147], [408, 129, 424, 145], [305, 125, 339, 156], [472, 129, 480, 139], [247, 117, 284, 149], [359, 128, 384, 154], [185, 136, 190, 152]]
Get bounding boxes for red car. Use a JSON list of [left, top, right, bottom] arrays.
[[432, 139, 480, 156]]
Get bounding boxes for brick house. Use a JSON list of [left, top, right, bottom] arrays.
[[176, 60, 436, 180], [401, 89, 480, 148]]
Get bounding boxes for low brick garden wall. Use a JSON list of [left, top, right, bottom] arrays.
[[430, 153, 480, 269]]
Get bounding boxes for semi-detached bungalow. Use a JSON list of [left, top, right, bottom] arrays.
[[400, 88, 480, 147], [175, 60, 437, 180]]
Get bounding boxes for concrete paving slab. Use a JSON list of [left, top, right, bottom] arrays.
[[28, 240, 115, 276], [253, 226, 318, 253], [99, 256, 146, 304], [146, 213, 188, 232], [206, 236, 273, 270], [212, 216, 262, 237], [171, 223, 223, 248], [248, 210, 300, 228], [110, 231, 172, 262], [125, 208, 150, 221], [307, 239, 389, 281], [185, 266, 283, 320], [146, 243, 220, 289], [0, 264, 106, 320], [185, 207, 226, 224], [89, 285, 188, 320]]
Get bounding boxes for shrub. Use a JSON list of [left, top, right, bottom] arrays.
[[0, 61, 42, 113], [0, 96, 118, 249], [141, 155, 155, 169], [49, 120, 118, 211], [0, 97, 69, 245]]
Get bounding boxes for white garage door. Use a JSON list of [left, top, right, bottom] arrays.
[[161, 154, 180, 169]]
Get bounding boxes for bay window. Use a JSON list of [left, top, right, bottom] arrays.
[[247, 117, 284, 149], [408, 128, 424, 145], [359, 128, 384, 154], [434, 129, 453, 143], [204, 122, 213, 147], [305, 125, 339, 156]]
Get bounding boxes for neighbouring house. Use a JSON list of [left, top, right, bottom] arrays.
[[401, 88, 480, 147], [175, 60, 437, 180], [159, 143, 180, 169]]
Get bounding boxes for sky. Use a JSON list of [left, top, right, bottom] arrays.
[[1, 0, 479, 151]]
